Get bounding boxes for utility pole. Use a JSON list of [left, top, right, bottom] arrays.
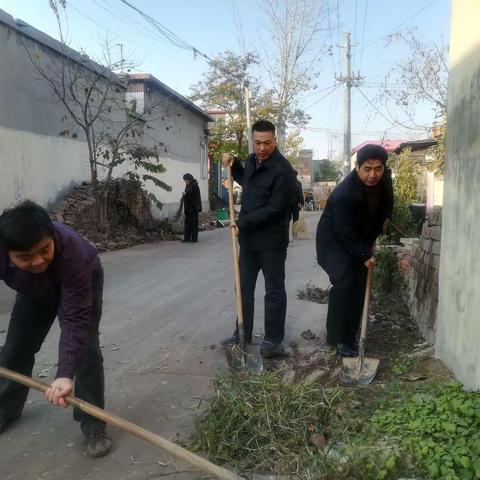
[[116, 43, 125, 72], [336, 32, 361, 178], [244, 84, 253, 154], [277, 117, 286, 154]]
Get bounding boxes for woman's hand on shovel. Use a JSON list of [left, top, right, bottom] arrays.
[[45, 378, 73, 408]]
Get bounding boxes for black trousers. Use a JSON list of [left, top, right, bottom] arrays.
[[0, 265, 106, 433], [184, 213, 199, 242], [326, 258, 368, 346], [235, 248, 287, 343]]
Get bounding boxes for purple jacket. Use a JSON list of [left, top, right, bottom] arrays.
[[0, 222, 100, 379]]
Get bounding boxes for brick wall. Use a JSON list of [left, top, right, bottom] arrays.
[[398, 210, 442, 343]]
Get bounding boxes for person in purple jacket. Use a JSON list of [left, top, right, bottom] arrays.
[[0, 201, 111, 457]]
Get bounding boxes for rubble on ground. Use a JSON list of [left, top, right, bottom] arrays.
[[52, 179, 179, 251]]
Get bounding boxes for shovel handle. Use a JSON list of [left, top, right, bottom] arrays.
[[359, 263, 374, 349], [227, 165, 245, 343], [0, 367, 243, 480]]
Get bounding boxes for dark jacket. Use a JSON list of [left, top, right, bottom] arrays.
[[232, 148, 296, 251], [184, 180, 202, 215], [291, 179, 304, 222], [316, 169, 393, 280]]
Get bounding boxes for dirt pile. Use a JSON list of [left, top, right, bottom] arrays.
[[52, 179, 178, 251]]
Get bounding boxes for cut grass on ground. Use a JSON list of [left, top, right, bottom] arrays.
[[190, 374, 480, 480]]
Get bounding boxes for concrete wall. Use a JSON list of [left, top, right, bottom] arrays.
[[435, 0, 480, 389], [0, 126, 89, 209], [0, 10, 209, 218], [137, 87, 209, 217]]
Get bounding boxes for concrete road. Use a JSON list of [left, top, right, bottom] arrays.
[[0, 212, 329, 480]]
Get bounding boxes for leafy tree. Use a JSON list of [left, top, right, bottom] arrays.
[[389, 149, 418, 204], [314, 160, 343, 182]]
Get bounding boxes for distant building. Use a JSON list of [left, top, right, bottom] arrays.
[[350, 139, 408, 171], [297, 149, 314, 188]]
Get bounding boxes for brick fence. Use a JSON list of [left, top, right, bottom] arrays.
[[397, 210, 442, 343]]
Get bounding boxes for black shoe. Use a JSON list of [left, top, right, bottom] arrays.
[[84, 428, 112, 458], [260, 340, 288, 359], [221, 334, 240, 346], [336, 343, 358, 358], [349, 341, 359, 355], [0, 414, 15, 434]]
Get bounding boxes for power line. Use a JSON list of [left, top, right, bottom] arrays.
[[302, 84, 338, 99], [118, 0, 209, 57], [303, 85, 341, 110], [359, 0, 439, 53], [354, 85, 398, 128], [325, 0, 338, 74], [352, 0, 358, 73], [68, 2, 169, 52], [93, 0, 176, 46], [359, 0, 368, 72]]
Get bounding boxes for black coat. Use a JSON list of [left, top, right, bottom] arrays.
[[232, 148, 296, 251], [183, 180, 202, 215], [316, 169, 393, 280], [291, 179, 304, 222]]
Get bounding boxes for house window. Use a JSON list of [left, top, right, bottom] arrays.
[[126, 91, 144, 114]]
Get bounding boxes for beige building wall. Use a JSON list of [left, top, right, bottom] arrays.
[[0, 126, 90, 210], [435, 0, 480, 389]]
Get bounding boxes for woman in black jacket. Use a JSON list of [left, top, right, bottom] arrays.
[[182, 173, 202, 243]]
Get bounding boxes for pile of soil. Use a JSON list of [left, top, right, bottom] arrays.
[[52, 179, 179, 251]]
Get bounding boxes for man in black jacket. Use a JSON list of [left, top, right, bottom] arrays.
[[316, 144, 393, 357], [222, 120, 296, 358]]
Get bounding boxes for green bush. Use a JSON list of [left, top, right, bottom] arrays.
[[384, 194, 419, 243], [373, 246, 404, 295], [370, 382, 480, 479]]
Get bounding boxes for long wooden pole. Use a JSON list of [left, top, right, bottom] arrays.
[[227, 164, 245, 346], [0, 367, 243, 480]]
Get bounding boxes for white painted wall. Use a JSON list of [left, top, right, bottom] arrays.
[[435, 0, 480, 390], [0, 12, 209, 218], [0, 126, 89, 211]]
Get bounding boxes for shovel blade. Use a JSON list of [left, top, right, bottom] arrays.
[[225, 343, 263, 374], [340, 356, 379, 385]]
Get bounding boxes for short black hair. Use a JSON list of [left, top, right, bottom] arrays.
[[356, 144, 388, 167], [0, 200, 55, 251], [252, 119, 275, 135], [183, 173, 194, 182]]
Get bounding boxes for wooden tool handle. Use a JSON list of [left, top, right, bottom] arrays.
[[359, 263, 374, 346], [227, 164, 245, 343], [0, 367, 243, 480]]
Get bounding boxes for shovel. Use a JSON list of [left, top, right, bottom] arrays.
[[340, 263, 379, 385], [224, 163, 263, 374], [0, 367, 243, 480]]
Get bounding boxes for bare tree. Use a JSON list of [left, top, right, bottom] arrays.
[[23, 0, 171, 231], [376, 30, 448, 132], [261, 0, 327, 150]]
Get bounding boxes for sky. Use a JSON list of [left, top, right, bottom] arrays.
[[0, 0, 451, 159]]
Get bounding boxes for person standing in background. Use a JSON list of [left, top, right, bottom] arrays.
[[182, 173, 202, 243]]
